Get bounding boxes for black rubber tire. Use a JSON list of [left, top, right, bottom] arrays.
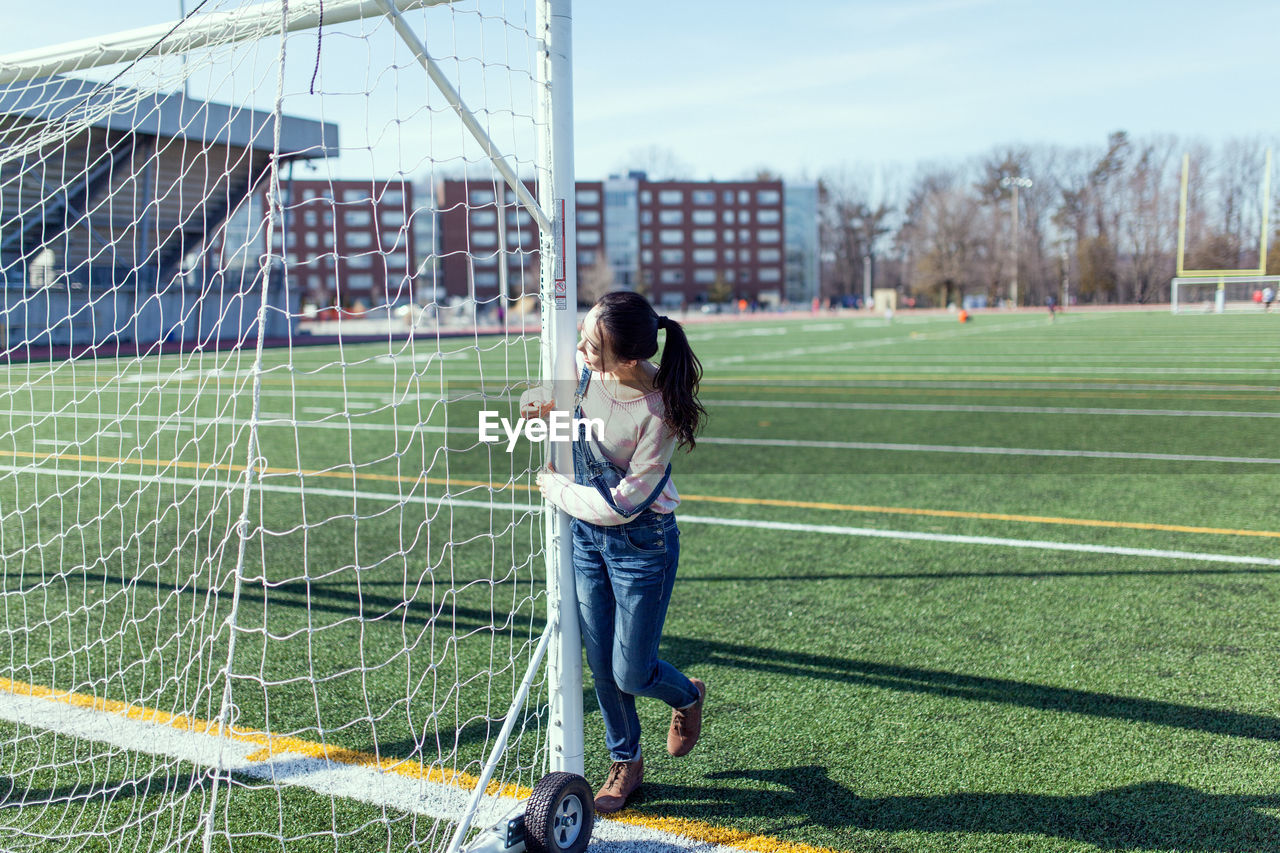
[[523, 772, 594, 853]]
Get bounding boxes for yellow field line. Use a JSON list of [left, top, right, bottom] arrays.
[[6, 449, 1279, 541], [0, 675, 526, 798], [0, 674, 840, 853]]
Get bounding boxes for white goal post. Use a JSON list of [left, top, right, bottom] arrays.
[[1170, 276, 1280, 313], [0, 1, 582, 851]]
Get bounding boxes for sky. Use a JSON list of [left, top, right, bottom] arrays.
[[1, 0, 1276, 183]]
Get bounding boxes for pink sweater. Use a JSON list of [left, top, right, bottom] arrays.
[[539, 370, 680, 526]]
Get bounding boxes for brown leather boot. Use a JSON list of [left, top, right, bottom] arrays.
[[667, 678, 705, 757], [593, 757, 643, 814]]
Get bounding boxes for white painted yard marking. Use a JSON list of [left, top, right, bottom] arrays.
[[710, 399, 1280, 419], [703, 315, 1092, 367], [5, 465, 1277, 568], [0, 679, 795, 853], [698, 436, 1280, 465], [6, 409, 1272, 462]]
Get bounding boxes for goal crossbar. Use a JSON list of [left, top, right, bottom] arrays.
[[0, 0, 446, 86]]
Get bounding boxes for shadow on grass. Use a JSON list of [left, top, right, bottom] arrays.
[[0, 767, 214, 809], [663, 633, 1280, 741], [635, 766, 1280, 852]]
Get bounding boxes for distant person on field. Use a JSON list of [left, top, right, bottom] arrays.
[[1263, 286, 1275, 312], [1046, 295, 1057, 321]]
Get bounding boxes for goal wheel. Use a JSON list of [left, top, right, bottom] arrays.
[[523, 772, 594, 853]]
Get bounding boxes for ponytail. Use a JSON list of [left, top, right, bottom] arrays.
[[653, 315, 707, 450], [592, 291, 708, 450]]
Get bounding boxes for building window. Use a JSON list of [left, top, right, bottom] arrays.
[[640, 210, 653, 225], [692, 248, 716, 263], [304, 211, 317, 226], [385, 252, 408, 269], [758, 247, 781, 262], [471, 209, 497, 226], [757, 189, 781, 205], [382, 189, 404, 206], [693, 269, 717, 284], [739, 229, 752, 242], [724, 249, 737, 262], [578, 230, 601, 246], [659, 229, 683, 245], [577, 189, 601, 205], [640, 190, 652, 204], [347, 273, 374, 288], [382, 208, 406, 226], [470, 231, 498, 247], [692, 229, 716, 245], [692, 189, 715, 205], [474, 271, 499, 286], [642, 230, 652, 245], [757, 209, 781, 225], [347, 255, 373, 269], [658, 190, 683, 205], [507, 210, 531, 228], [470, 189, 495, 204], [579, 250, 597, 266], [659, 209, 684, 225], [578, 209, 601, 226], [641, 249, 653, 263], [722, 190, 734, 204], [661, 249, 685, 264], [738, 190, 750, 204], [722, 210, 734, 224], [692, 209, 716, 225], [659, 269, 684, 284], [759, 268, 782, 282], [323, 232, 334, 247], [758, 229, 781, 243], [305, 232, 318, 248], [738, 210, 751, 224], [347, 232, 373, 248], [344, 209, 372, 227], [343, 189, 366, 203], [722, 229, 735, 243]]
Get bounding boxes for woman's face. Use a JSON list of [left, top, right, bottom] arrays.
[[577, 307, 633, 373], [577, 308, 611, 372]]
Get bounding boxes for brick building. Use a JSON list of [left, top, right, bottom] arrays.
[[275, 178, 416, 310], [434, 174, 818, 308]]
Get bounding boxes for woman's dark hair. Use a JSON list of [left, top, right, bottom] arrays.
[[593, 291, 707, 450]]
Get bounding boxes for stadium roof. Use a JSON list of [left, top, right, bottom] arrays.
[[0, 75, 337, 158]]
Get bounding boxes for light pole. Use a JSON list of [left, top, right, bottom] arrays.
[[1000, 176, 1032, 307]]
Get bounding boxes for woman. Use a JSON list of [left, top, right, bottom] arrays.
[[523, 290, 708, 814]]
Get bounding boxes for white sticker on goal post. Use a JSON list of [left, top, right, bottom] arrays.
[[555, 197, 568, 309]]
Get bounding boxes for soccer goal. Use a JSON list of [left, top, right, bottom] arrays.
[[1170, 276, 1280, 313], [0, 2, 586, 852]]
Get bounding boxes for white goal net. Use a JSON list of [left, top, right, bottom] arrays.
[[0, 1, 580, 850]]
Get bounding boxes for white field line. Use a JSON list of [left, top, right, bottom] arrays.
[[752, 364, 1280, 376], [4, 464, 1278, 568], [698, 436, 1280, 465], [703, 377, 1280, 393], [4, 409, 1276, 463], [0, 686, 508, 827], [710, 399, 1280, 419], [702, 315, 1094, 367], [0, 677, 817, 853]]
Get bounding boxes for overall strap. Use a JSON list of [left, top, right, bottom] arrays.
[[573, 365, 591, 412]]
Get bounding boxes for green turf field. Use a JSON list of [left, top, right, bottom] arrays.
[[3, 308, 1280, 852]]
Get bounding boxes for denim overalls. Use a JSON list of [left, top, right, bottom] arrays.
[[569, 366, 700, 763]]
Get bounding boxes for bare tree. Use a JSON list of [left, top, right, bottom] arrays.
[[577, 257, 614, 306]]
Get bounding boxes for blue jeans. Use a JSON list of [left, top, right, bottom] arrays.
[[572, 512, 699, 763]]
